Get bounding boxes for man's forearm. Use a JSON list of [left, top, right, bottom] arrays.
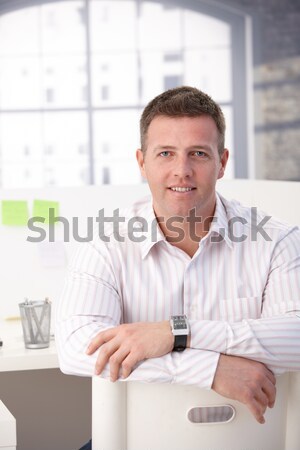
[[57, 316, 220, 388], [212, 353, 277, 424], [189, 313, 300, 374]]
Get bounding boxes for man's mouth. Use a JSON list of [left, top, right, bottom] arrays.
[[169, 187, 195, 192]]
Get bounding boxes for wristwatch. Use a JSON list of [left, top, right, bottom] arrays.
[[170, 315, 190, 352]]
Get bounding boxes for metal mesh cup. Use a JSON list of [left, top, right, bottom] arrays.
[[19, 299, 51, 349]]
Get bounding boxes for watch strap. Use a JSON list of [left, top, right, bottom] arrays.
[[173, 334, 187, 352]]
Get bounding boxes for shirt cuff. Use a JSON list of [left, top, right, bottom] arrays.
[[189, 320, 228, 354], [173, 349, 221, 389]]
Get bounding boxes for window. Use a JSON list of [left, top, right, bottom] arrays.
[[0, 0, 250, 188]]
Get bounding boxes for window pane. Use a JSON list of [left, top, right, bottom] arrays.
[[0, 2, 87, 110], [42, 56, 87, 108], [92, 53, 138, 106], [0, 113, 43, 163], [90, 1, 136, 51], [2, 162, 43, 188], [93, 109, 141, 184], [138, 2, 182, 51], [42, 112, 89, 186], [164, 74, 183, 90], [0, 57, 41, 109], [140, 51, 183, 103], [0, 8, 39, 55], [0, 112, 42, 188], [185, 49, 232, 103], [93, 110, 140, 159], [44, 163, 89, 186], [41, 1, 86, 54], [183, 10, 231, 47], [0, 111, 89, 186], [43, 112, 89, 164], [95, 161, 141, 185]]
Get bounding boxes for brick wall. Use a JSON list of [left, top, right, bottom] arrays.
[[224, 0, 300, 180]]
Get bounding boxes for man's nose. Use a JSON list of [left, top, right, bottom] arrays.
[[173, 155, 193, 178]]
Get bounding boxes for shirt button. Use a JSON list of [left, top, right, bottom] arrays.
[[190, 305, 197, 317]]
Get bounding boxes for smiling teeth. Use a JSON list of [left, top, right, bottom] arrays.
[[171, 187, 193, 192]]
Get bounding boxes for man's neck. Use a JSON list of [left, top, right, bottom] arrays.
[[158, 204, 216, 258]]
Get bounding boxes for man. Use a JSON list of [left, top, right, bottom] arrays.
[[56, 87, 300, 449]]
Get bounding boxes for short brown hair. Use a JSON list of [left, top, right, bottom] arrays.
[[140, 86, 226, 156]]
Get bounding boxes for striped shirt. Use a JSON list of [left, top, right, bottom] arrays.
[[55, 193, 300, 389]]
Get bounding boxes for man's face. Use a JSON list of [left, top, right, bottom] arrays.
[[136, 115, 229, 220]]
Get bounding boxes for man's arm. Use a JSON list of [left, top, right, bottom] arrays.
[[189, 226, 300, 374], [212, 354, 276, 424], [55, 242, 220, 389], [56, 290, 276, 425], [85, 319, 277, 424]]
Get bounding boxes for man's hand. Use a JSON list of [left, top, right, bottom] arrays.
[[86, 321, 174, 381], [212, 354, 276, 424]]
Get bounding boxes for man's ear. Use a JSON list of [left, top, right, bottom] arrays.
[[218, 149, 229, 179], [136, 149, 147, 179]]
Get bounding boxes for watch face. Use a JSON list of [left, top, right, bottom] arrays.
[[173, 316, 188, 330]]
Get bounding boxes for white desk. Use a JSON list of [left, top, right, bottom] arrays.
[[0, 320, 58, 372], [0, 321, 91, 450]]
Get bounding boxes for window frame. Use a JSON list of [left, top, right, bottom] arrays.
[[0, 0, 253, 184]]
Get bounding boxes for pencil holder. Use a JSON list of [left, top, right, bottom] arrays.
[[19, 299, 51, 349]]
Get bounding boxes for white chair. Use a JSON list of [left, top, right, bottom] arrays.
[[92, 180, 300, 450], [92, 373, 299, 450], [0, 401, 16, 450]]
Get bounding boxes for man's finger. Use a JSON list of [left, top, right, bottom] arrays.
[[109, 347, 130, 382], [263, 367, 276, 386], [262, 378, 277, 408], [94, 340, 119, 375], [86, 328, 116, 355], [247, 397, 266, 424], [121, 353, 140, 379], [254, 389, 269, 412]]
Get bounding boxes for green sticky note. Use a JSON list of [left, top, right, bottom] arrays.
[[1, 200, 29, 226], [32, 200, 59, 224]]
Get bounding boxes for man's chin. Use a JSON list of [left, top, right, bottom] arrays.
[[167, 207, 194, 221]]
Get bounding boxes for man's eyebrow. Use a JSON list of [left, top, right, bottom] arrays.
[[153, 145, 177, 151], [189, 145, 213, 152], [153, 145, 213, 152]]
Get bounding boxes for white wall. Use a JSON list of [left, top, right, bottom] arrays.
[[0, 184, 150, 318], [0, 180, 299, 319]]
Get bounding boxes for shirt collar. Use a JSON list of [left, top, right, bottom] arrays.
[[139, 200, 166, 259], [202, 193, 234, 249], [140, 192, 233, 259]]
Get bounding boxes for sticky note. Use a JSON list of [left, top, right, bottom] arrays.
[[32, 200, 59, 224], [1, 200, 29, 226]]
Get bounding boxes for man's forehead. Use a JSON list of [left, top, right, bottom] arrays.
[[146, 116, 218, 146], [147, 114, 218, 133]]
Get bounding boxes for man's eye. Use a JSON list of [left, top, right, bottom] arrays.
[[194, 151, 206, 157], [160, 151, 170, 157]]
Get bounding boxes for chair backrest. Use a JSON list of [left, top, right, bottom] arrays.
[[90, 179, 300, 450], [92, 374, 292, 450]]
